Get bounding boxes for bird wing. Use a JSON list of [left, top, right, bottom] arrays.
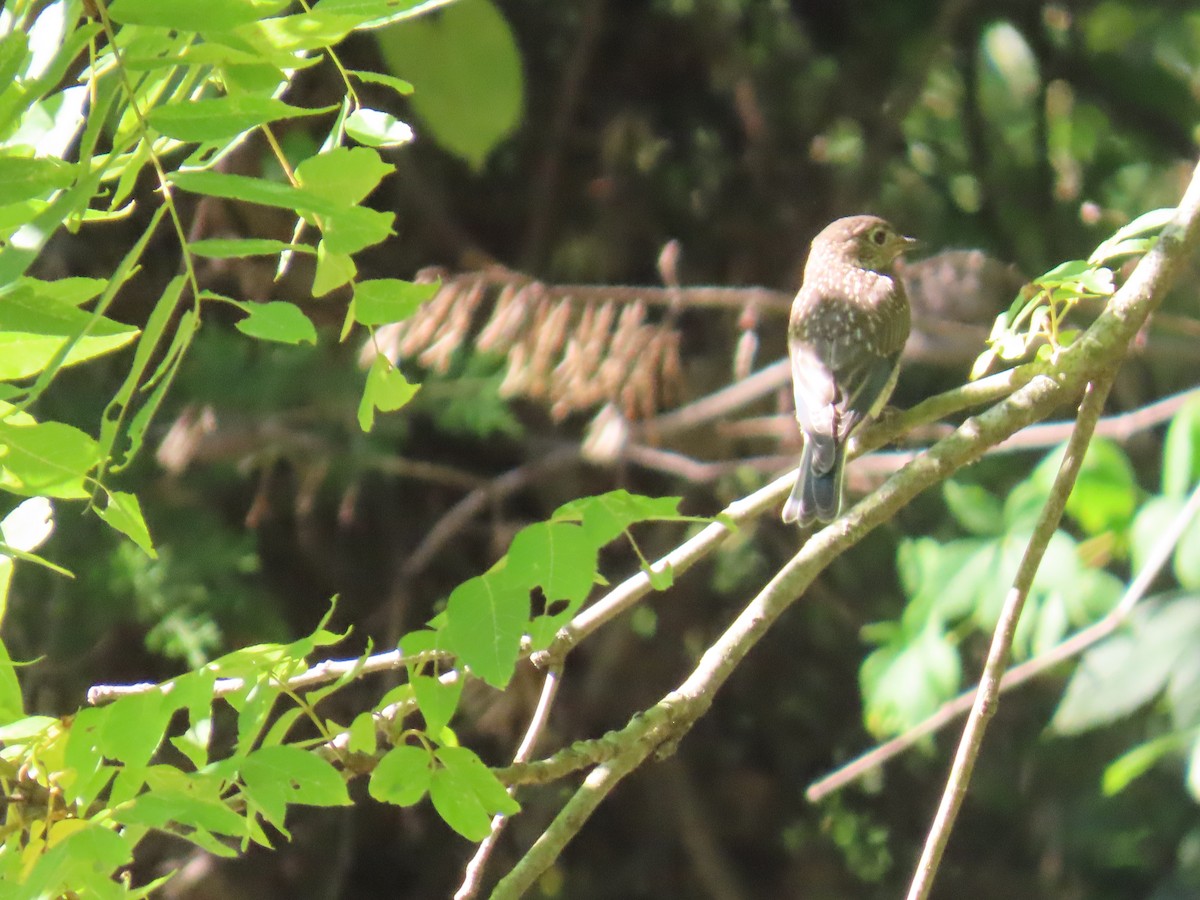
[[789, 284, 907, 471]]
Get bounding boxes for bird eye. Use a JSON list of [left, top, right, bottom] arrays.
[[870, 228, 887, 246]]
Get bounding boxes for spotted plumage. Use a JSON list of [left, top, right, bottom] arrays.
[[782, 215, 915, 526]]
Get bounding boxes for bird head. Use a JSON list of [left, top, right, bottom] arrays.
[[812, 215, 918, 274]]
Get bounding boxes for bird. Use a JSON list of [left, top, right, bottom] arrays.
[[782, 215, 916, 526]]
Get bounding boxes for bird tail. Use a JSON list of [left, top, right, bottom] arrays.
[[781, 435, 845, 526]]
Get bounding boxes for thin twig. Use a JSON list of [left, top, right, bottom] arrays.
[[640, 358, 789, 438], [86, 648, 451, 705], [904, 372, 1115, 900], [622, 445, 786, 482], [456, 667, 563, 900], [720, 384, 1200, 449], [806, 478, 1200, 803], [633, 383, 1200, 486]]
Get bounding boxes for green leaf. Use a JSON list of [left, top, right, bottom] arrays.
[[294, 146, 393, 205], [900, 537, 997, 627], [233, 682, 282, 757], [1071, 266, 1115, 296], [941, 480, 1004, 536], [507, 521, 597, 606], [96, 490, 156, 558], [0, 31, 27, 89], [114, 789, 250, 838], [644, 560, 674, 590], [0, 283, 139, 379], [375, 0, 524, 169], [240, 745, 352, 826], [412, 671, 463, 734], [1051, 598, 1200, 734], [62, 706, 111, 806], [320, 204, 395, 254], [102, 691, 170, 767], [348, 712, 377, 754], [1038, 259, 1091, 284], [552, 490, 685, 546], [429, 763, 493, 840], [0, 639, 24, 722], [1060, 567, 1122, 625], [0, 420, 100, 499], [350, 278, 438, 328], [235, 301, 318, 345], [237, 9, 364, 51], [430, 746, 518, 840], [369, 744, 432, 806], [1162, 396, 1200, 498], [0, 715, 56, 743], [21, 823, 134, 896], [1029, 589, 1070, 657], [345, 107, 415, 147], [11, 276, 106, 307], [860, 626, 961, 738], [1101, 733, 1187, 796], [0, 155, 75, 206], [102, 267, 183, 476], [313, 242, 358, 296], [436, 745, 518, 814], [1089, 207, 1175, 265], [1002, 478, 1050, 531], [357, 354, 420, 431], [189, 238, 315, 258], [171, 169, 387, 226], [148, 97, 333, 142], [117, 309, 199, 472], [347, 68, 414, 94], [443, 568, 527, 688], [316, 0, 430, 23], [1087, 237, 1155, 265], [108, 0, 290, 29], [1131, 495, 1185, 582]]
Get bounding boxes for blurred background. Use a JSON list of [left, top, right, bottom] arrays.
[[11, 0, 1200, 897]]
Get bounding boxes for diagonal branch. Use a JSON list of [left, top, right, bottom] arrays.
[[905, 371, 1116, 900]]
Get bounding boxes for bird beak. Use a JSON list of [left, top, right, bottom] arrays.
[[891, 233, 920, 261]]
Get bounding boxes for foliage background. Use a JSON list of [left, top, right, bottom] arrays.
[[5, 0, 1200, 897]]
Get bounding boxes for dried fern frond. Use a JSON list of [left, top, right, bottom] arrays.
[[364, 269, 737, 421]]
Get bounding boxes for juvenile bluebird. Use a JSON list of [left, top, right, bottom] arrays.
[[782, 215, 916, 526]]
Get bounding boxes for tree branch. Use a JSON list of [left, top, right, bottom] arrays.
[[494, 156, 1200, 895]]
